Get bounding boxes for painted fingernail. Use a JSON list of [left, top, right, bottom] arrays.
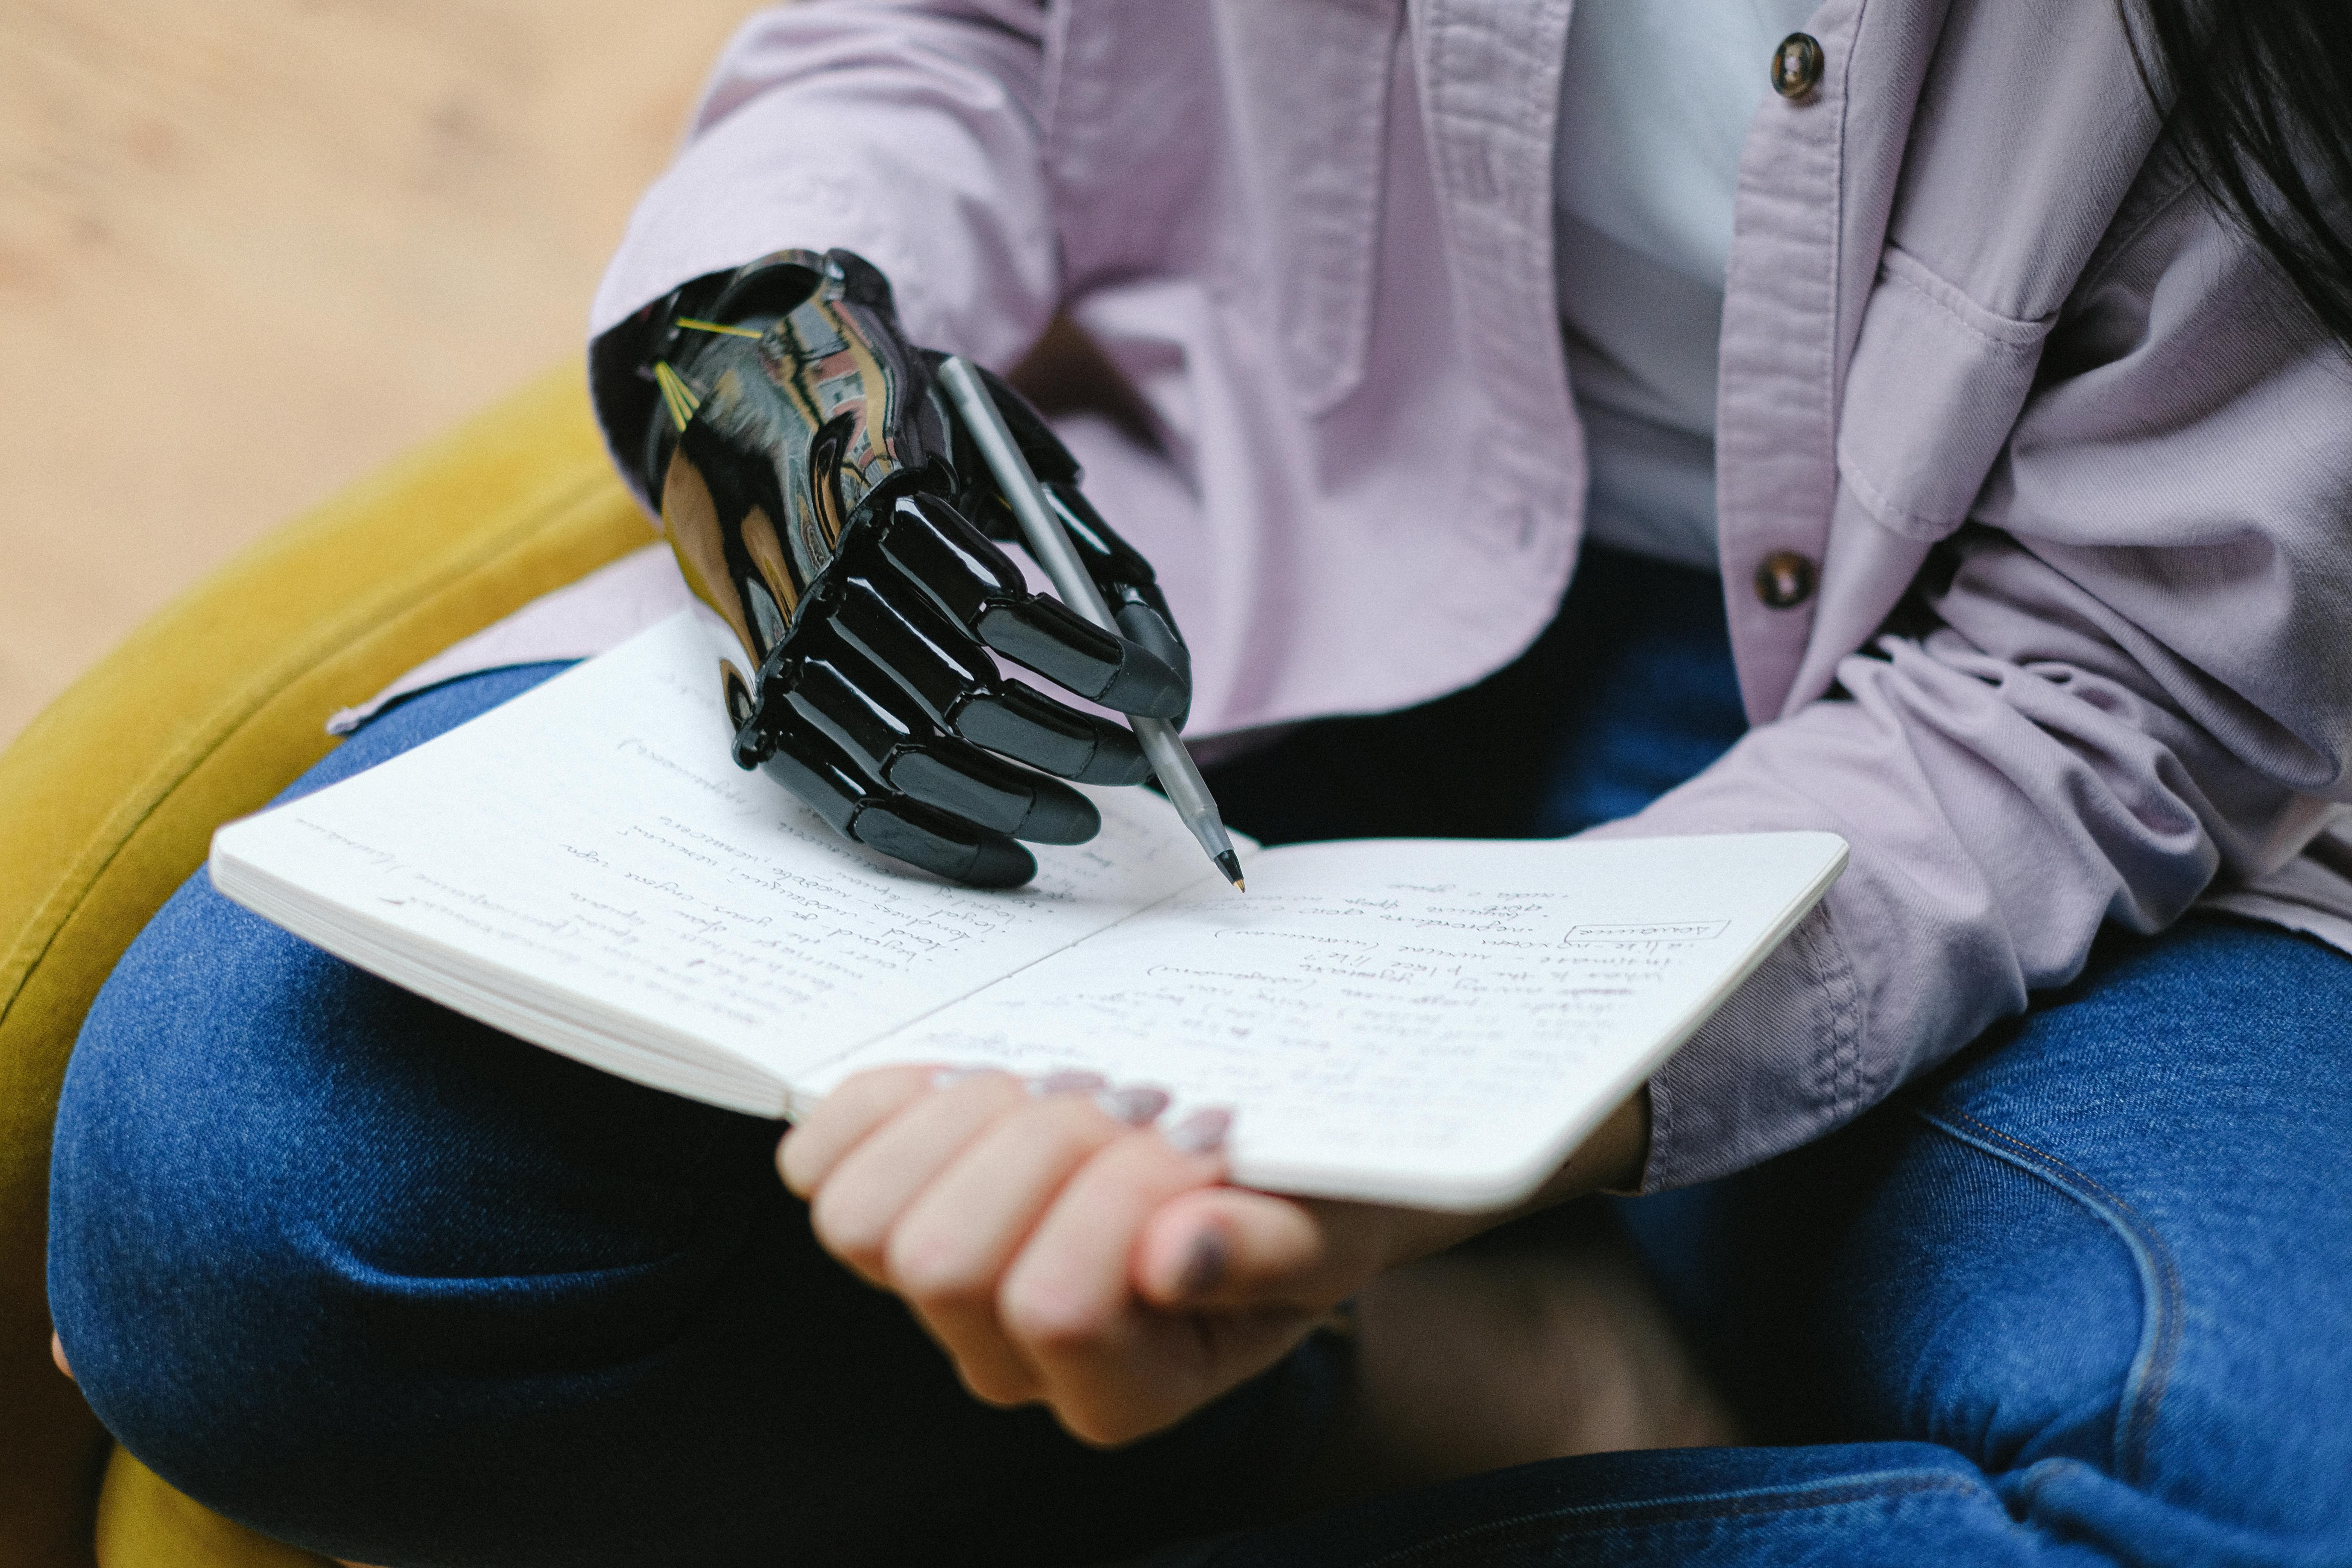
[[1164, 1107, 1233, 1154], [1178, 1226, 1231, 1300], [1029, 1069, 1110, 1097], [1094, 1085, 1171, 1125]]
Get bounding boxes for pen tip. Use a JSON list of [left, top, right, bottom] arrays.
[[1216, 851, 1246, 891]]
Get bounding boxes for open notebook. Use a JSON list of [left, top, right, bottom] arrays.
[[211, 613, 1845, 1210]]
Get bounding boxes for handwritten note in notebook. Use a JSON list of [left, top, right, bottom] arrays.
[[212, 613, 1844, 1208]]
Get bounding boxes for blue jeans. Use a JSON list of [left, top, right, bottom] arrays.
[[49, 547, 2352, 1566]]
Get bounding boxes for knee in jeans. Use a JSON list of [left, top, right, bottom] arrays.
[[1699, 1114, 2148, 1470], [1829, 1130, 2148, 1467], [45, 943, 424, 1499], [47, 873, 775, 1544]]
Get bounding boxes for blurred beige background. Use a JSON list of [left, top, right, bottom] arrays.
[[0, 0, 772, 747]]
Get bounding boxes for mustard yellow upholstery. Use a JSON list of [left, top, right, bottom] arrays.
[[91, 1458, 327, 1568], [0, 366, 651, 1568]]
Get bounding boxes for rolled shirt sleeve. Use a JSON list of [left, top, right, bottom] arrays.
[[1608, 180, 2352, 1190]]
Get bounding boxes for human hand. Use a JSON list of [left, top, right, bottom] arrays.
[[630, 249, 1192, 888], [778, 1067, 1649, 1446]]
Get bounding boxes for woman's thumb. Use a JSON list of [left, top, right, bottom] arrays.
[[1133, 1187, 1374, 1312]]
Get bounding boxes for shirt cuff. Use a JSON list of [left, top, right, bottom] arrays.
[[1637, 897, 1867, 1191]]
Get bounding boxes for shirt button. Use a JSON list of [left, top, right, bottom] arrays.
[[1754, 550, 1818, 609], [1772, 33, 1825, 100]]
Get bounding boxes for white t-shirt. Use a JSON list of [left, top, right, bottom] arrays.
[[1554, 0, 1819, 571]]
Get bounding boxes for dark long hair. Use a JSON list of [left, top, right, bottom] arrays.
[[2123, 0, 2352, 352]]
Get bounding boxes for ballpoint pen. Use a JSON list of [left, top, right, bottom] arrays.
[[937, 355, 1246, 892]]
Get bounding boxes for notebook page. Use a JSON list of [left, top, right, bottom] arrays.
[[211, 612, 1214, 1116], [808, 832, 1845, 1208]]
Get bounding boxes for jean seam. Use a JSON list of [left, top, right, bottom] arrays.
[[1348, 1472, 1985, 1568], [305, 1228, 709, 1293], [1909, 1106, 2184, 1486]]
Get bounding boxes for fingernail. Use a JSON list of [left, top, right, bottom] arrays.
[[1178, 1226, 1230, 1300], [1164, 1107, 1232, 1154], [1094, 1085, 1171, 1125], [930, 1067, 986, 1090], [1029, 1069, 1109, 1097]]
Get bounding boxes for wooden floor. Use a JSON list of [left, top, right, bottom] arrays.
[[0, 0, 769, 746]]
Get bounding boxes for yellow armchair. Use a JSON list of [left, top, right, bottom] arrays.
[[0, 368, 651, 1568]]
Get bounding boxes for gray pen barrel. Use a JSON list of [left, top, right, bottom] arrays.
[[937, 357, 1239, 881]]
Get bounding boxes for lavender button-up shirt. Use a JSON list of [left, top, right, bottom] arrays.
[[399, 0, 2352, 1190]]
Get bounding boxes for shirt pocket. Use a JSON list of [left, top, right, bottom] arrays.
[[1836, 246, 2058, 540], [1208, 0, 1406, 416]]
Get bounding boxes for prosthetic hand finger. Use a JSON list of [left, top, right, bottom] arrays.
[[1039, 484, 1188, 651], [876, 495, 1188, 720], [760, 714, 1037, 890], [783, 636, 1101, 846], [636, 248, 1193, 880], [1041, 481, 1193, 728], [939, 366, 1197, 724], [1112, 600, 1190, 730], [957, 683, 1150, 786], [832, 573, 1150, 786], [962, 358, 1083, 486]]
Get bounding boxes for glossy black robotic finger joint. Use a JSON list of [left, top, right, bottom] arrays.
[[831, 571, 1149, 786], [774, 635, 1098, 845], [631, 247, 1192, 885], [758, 710, 1038, 889]]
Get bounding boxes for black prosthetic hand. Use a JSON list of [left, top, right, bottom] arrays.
[[625, 248, 1190, 888]]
